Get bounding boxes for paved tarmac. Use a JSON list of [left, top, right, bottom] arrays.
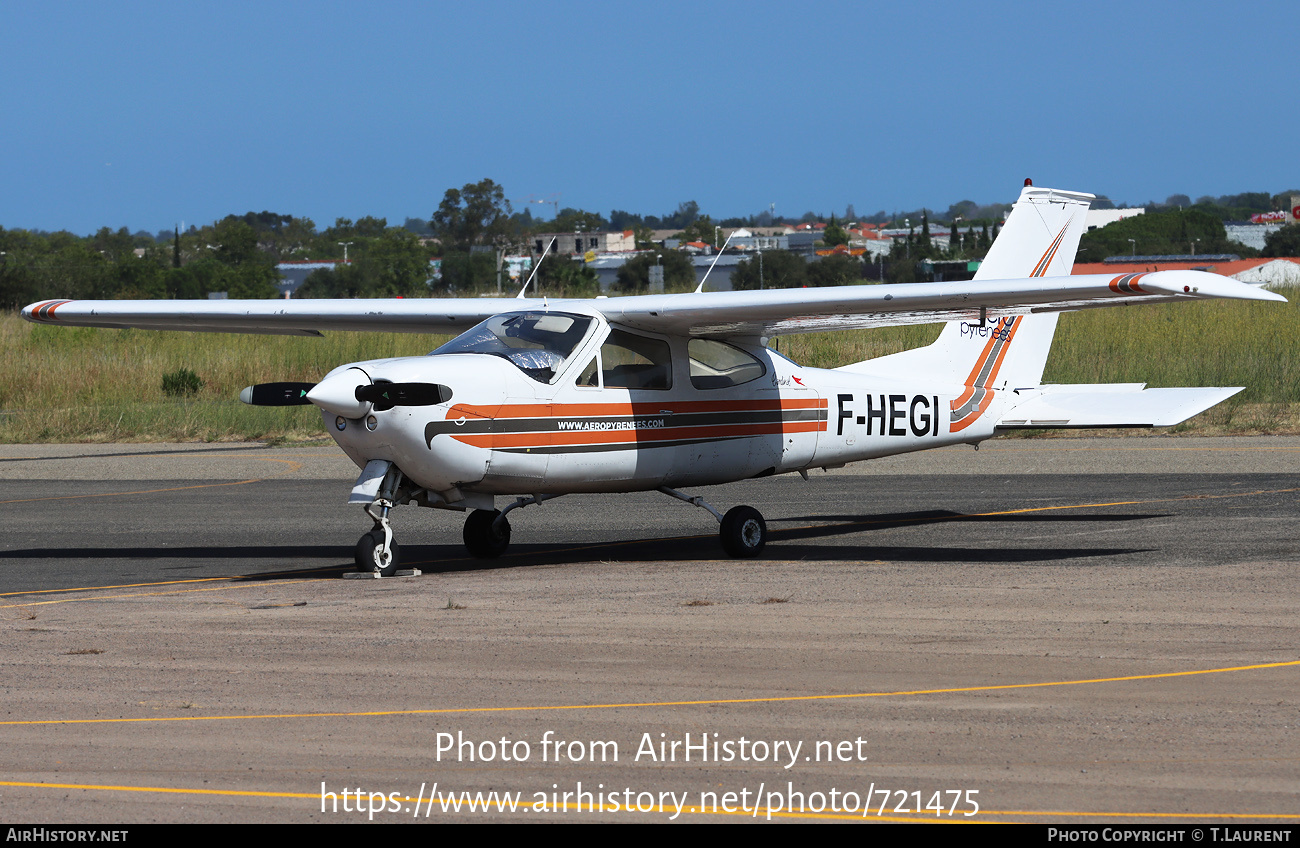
[[0, 437, 1297, 823]]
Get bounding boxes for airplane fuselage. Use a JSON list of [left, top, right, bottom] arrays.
[[322, 310, 987, 510]]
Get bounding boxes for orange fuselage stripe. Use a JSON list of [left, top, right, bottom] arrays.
[[446, 398, 827, 421], [454, 420, 825, 449]]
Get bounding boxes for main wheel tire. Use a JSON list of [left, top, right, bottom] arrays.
[[720, 505, 766, 558], [463, 509, 511, 558], [355, 529, 400, 576]]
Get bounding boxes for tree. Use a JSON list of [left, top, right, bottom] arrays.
[[203, 218, 281, 297], [112, 254, 167, 299], [1262, 224, 1300, 258], [822, 216, 849, 248], [349, 228, 432, 296], [806, 253, 863, 287], [608, 209, 644, 231], [551, 208, 608, 234], [673, 215, 718, 247], [1076, 208, 1257, 262], [614, 251, 695, 293], [730, 251, 807, 290], [91, 227, 135, 261], [432, 250, 499, 295], [530, 254, 599, 297], [431, 179, 512, 252], [297, 228, 432, 298], [661, 201, 700, 231]]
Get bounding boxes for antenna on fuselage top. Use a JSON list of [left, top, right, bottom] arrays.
[[517, 237, 556, 299], [694, 230, 735, 293]]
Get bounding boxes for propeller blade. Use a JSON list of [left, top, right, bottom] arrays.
[[354, 382, 451, 411], [239, 382, 316, 406]]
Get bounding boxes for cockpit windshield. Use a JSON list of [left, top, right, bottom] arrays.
[[429, 312, 594, 383]]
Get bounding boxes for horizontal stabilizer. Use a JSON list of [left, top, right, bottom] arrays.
[[997, 384, 1243, 429]]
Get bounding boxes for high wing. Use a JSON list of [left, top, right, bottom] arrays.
[[595, 268, 1281, 338], [21, 184, 1283, 339], [21, 270, 1280, 339], [21, 296, 534, 336]]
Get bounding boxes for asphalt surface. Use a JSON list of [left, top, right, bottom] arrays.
[[0, 438, 1297, 823]]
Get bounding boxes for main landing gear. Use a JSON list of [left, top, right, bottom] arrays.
[[353, 467, 768, 573], [461, 494, 561, 559], [659, 487, 767, 558], [463, 509, 510, 558]]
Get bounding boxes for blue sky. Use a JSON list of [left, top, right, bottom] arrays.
[[2, 0, 1295, 234]]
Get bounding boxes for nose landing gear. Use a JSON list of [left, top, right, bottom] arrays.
[[356, 524, 400, 576], [355, 464, 405, 576]]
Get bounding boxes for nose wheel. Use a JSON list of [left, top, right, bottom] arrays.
[[356, 527, 400, 576], [356, 463, 404, 576]]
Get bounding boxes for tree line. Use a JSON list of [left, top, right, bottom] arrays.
[[7, 179, 1300, 309]]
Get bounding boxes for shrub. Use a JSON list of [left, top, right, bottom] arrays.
[[161, 368, 204, 397]]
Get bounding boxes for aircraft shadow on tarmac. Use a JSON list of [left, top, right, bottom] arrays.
[[1, 509, 1167, 582], [431, 509, 1165, 572], [0, 444, 290, 464]]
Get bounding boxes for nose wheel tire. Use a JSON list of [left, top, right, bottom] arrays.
[[464, 509, 511, 559], [356, 529, 400, 576], [720, 505, 766, 558]]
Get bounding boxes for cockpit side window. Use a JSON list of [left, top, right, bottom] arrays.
[[601, 329, 672, 390], [575, 356, 600, 388], [688, 339, 766, 389], [429, 312, 594, 384]]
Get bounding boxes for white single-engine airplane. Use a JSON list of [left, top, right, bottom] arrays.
[[22, 183, 1285, 573]]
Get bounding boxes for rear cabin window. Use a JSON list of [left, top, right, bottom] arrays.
[[601, 329, 672, 390], [688, 339, 766, 389]]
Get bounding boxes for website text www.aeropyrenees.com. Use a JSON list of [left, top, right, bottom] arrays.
[[320, 781, 980, 820]]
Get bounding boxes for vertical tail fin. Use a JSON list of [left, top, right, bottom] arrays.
[[974, 184, 1094, 281], [944, 184, 1093, 391], [840, 184, 1094, 431]]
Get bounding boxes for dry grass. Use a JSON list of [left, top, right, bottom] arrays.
[[0, 314, 449, 442], [4, 290, 1296, 442]]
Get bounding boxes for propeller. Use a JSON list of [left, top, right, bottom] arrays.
[[239, 380, 451, 412], [239, 382, 316, 406], [354, 382, 452, 411]]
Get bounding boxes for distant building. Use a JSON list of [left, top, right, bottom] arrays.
[[532, 230, 635, 255], [1074, 257, 1300, 288], [1085, 208, 1145, 231], [276, 260, 348, 296], [1225, 223, 1284, 251]]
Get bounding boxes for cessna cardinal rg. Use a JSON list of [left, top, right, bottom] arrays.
[[22, 183, 1285, 574]]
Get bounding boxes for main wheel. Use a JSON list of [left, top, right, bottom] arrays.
[[464, 509, 511, 558], [355, 528, 400, 576], [720, 505, 766, 558]]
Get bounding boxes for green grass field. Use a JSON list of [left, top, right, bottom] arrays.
[[2, 291, 1296, 443]]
